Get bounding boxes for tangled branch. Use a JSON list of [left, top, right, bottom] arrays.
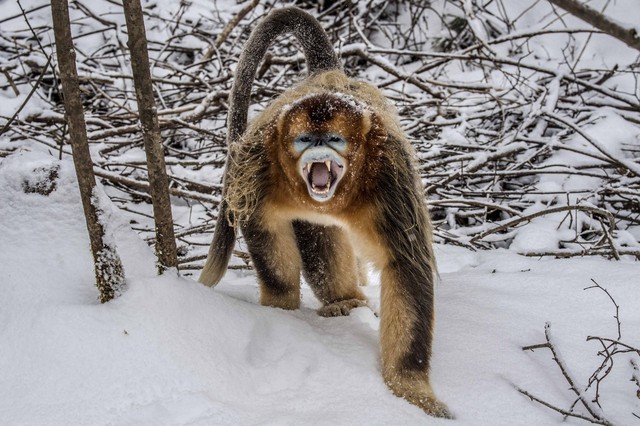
[[1, 0, 638, 271]]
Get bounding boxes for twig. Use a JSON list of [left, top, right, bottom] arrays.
[[3, 0, 639, 268], [584, 279, 621, 340], [515, 387, 612, 425], [631, 359, 640, 401], [585, 337, 640, 356], [596, 219, 620, 261], [348, 46, 443, 98], [520, 323, 613, 424], [543, 112, 640, 177], [215, 0, 259, 49], [522, 343, 551, 351], [0, 56, 51, 136], [544, 323, 608, 422]]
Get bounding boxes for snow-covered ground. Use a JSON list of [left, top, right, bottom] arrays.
[[1, 0, 640, 424], [1, 151, 638, 425]]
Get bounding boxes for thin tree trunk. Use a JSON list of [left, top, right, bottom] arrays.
[[548, 0, 640, 51], [51, 0, 126, 303], [122, 0, 178, 272]]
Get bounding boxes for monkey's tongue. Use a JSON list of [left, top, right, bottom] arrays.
[[310, 162, 330, 188]]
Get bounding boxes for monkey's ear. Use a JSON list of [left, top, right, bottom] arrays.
[[275, 108, 288, 141], [363, 109, 391, 144], [360, 109, 373, 138]]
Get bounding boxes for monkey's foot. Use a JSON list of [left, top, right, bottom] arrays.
[[317, 298, 366, 317], [386, 376, 453, 419], [260, 289, 300, 311]]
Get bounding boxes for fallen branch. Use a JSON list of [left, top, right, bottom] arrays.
[[519, 249, 640, 259], [470, 204, 616, 244], [520, 281, 640, 423], [0, 56, 51, 136], [547, 0, 640, 51], [515, 386, 612, 425], [520, 322, 613, 425], [543, 111, 640, 177], [95, 169, 220, 204], [2, 0, 639, 270]]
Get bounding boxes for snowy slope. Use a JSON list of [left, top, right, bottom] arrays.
[[1, 0, 639, 424], [1, 152, 638, 425]]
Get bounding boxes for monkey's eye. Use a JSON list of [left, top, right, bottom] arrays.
[[326, 134, 347, 152], [293, 134, 314, 152]]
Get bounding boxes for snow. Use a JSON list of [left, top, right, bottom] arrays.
[[2, 0, 639, 423], [1, 151, 638, 425]]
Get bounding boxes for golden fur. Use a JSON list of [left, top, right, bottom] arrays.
[[225, 70, 405, 225], [219, 70, 450, 417], [200, 7, 450, 417]]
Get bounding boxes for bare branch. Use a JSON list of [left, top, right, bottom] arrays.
[[548, 0, 640, 51], [515, 386, 612, 425]]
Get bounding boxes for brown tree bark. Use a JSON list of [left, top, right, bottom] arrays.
[[548, 0, 640, 51], [51, 0, 126, 303], [122, 0, 178, 272]]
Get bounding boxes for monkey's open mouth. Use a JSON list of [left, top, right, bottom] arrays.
[[299, 155, 346, 202]]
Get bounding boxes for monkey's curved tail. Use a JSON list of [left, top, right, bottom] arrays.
[[199, 7, 341, 286]]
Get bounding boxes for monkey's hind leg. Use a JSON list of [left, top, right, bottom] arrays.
[[242, 216, 302, 310], [293, 221, 366, 317]]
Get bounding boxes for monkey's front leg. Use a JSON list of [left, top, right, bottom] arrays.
[[293, 220, 366, 317], [242, 215, 302, 310], [379, 258, 452, 418]]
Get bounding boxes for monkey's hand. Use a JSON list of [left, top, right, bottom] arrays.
[[317, 298, 366, 317], [385, 372, 454, 419]]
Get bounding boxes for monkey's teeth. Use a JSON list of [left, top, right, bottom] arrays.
[[311, 183, 330, 194], [303, 159, 342, 198]]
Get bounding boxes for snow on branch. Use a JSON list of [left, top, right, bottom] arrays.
[[1, 0, 639, 272], [547, 0, 640, 52]]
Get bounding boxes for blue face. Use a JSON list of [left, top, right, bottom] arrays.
[[293, 132, 348, 203], [293, 133, 348, 154]]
